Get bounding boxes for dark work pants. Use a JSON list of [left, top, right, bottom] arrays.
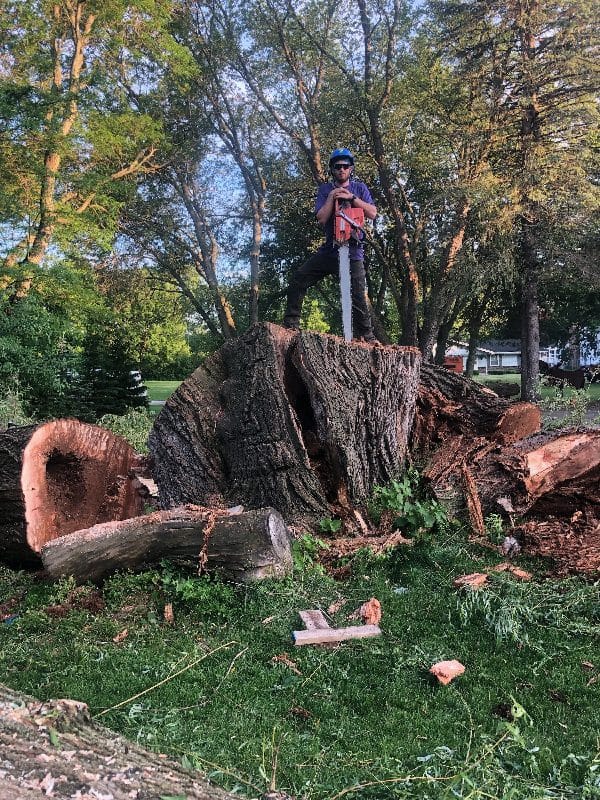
[[283, 250, 374, 338]]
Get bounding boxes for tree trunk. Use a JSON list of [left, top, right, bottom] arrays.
[[0, 420, 143, 567], [0, 683, 237, 800], [149, 323, 422, 523], [41, 506, 292, 584], [520, 230, 541, 402], [412, 363, 541, 452]]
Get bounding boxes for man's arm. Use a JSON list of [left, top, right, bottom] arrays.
[[350, 184, 377, 220], [316, 185, 355, 225], [350, 193, 377, 221]]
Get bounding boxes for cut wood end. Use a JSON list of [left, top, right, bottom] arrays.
[[494, 402, 541, 444], [21, 420, 142, 554], [453, 572, 488, 589], [429, 659, 465, 685], [524, 432, 600, 496]]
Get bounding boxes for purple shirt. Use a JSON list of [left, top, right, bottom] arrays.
[[315, 180, 374, 261]]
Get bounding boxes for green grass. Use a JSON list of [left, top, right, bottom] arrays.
[[145, 380, 182, 402], [1, 533, 598, 799], [474, 372, 600, 402]]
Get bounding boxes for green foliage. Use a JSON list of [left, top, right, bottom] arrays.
[[95, 267, 196, 380], [540, 386, 592, 430], [292, 533, 329, 574], [368, 470, 450, 538], [485, 513, 505, 545], [0, 384, 35, 428], [318, 517, 342, 534], [0, 0, 179, 265], [98, 408, 154, 453], [0, 291, 74, 419], [74, 311, 149, 420], [302, 299, 331, 333], [159, 568, 235, 618], [456, 576, 600, 647]]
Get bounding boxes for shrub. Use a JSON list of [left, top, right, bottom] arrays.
[[98, 408, 154, 453], [367, 469, 449, 538]]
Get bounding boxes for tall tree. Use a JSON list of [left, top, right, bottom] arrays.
[[0, 0, 175, 297], [429, 0, 599, 398]]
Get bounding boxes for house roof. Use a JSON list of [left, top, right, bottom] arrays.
[[446, 340, 501, 356], [479, 339, 522, 354]]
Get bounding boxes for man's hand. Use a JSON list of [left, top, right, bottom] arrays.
[[330, 187, 354, 201]]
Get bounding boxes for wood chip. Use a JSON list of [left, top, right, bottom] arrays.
[[453, 572, 488, 589], [271, 653, 301, 675], [490, 562, 532, 580], [358, 597, 382, 625], [164, 603, 175, 625], [429, 659, 465, 685], [327, 598, 347, 615]]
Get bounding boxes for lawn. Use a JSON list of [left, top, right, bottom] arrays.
[[145, 376, 600, 405], [1, 527, 598, 799], [474, 372, 600, 402], [145, 380, 182, 402]]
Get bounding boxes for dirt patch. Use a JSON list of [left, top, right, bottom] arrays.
[[44, 587, 106, 618]]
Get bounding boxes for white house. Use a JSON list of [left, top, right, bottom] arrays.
[[445, 339, 562, 374]]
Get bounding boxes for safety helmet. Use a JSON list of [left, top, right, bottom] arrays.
[[329, 147, 354, 168]]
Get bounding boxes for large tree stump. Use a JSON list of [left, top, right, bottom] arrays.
[[0, 683, 237, 799], [150, 323, 421, 522], [0, 420, 143, 567], [41, 506, 292, 584]]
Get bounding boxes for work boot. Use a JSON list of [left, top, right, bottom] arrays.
[[282, 320, 299, 331]]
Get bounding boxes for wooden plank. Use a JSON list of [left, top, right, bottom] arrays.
[[292, 624, 381, 646], [298, 610, 331, 630]]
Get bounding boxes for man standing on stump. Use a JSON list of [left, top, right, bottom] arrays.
[[282, 148, 378, 342]]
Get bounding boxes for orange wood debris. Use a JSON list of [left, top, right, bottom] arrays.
[[429, 659, 465, 685], [453, 572, 488, 589]]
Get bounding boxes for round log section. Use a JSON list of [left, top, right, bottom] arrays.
[[149, 323, 422, 523], [0, 420, 143, 567]]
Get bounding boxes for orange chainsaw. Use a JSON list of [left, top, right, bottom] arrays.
[[334, 199, 365, 342]]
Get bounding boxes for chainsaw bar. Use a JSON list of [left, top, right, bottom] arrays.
[[334, 199, 364, 343], [338, 244, 352, 342]]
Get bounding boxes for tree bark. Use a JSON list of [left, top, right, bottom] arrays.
[[0, 420, 143, 567], [149, 323, 422, 523], [41, 506, 292, 584], [0, 683, 237, 799]]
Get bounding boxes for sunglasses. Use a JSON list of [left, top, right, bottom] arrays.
[[333, 163, 352, 169]]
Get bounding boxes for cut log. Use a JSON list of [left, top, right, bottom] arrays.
[[150, 323, 421, 523], [523, 432, 600, 498], [41, 506, 292, 584], [0, 420, 143, 567], [0, 682, 237, 799], [413, 364, 541, 450]]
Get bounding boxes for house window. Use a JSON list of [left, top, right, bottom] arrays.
[[490, 354, 500, 367]]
